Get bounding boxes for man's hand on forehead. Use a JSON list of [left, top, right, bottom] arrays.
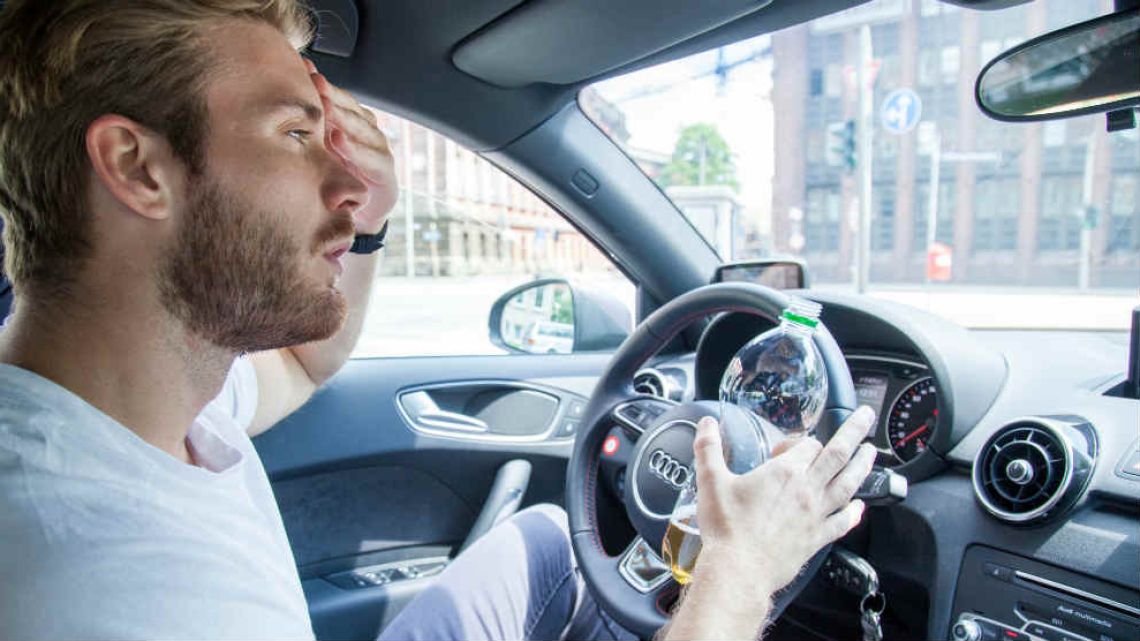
[[305, 59, 397, 235]]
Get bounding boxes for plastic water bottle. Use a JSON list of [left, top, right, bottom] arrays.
[[662, 298, 829, 584]]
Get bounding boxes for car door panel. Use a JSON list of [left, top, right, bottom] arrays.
[[253, 353, 613, 640], [273, 465, 474, 571]]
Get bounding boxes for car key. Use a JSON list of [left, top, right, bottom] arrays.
[[854, 466, 907, 506], [861, 594, 885, 641], [823, 548, 886, 641]]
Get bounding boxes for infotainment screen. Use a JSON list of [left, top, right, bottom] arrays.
[[854, 373, 890, 421]]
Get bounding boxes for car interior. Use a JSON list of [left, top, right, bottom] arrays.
[[0, 1, 1137, 640]]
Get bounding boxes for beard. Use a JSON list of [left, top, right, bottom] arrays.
[[158, 176, 353, 353]]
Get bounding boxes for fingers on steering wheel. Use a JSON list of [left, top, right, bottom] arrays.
[[693, 416, 729, 486], [809, 405, 875, 484]]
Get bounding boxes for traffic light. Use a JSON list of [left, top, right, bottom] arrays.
[[826, 120, 857, 174]]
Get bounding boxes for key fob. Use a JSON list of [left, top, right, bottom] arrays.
[[823, 547, 879, 597]]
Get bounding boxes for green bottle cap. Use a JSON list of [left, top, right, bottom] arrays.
[[782, 299, 822, 328], [781, 309, 819, 328]]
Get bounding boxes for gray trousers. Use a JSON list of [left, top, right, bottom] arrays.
[[378, 504, 638, 641]]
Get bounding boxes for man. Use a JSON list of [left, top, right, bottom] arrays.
[[0, 1, 875, 639]]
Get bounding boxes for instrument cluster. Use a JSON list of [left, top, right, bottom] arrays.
[[847, 355, 940, 466]]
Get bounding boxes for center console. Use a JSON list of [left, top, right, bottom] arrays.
[[950, 546, 1140, 641]]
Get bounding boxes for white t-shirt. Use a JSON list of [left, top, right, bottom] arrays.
[[0, 359, 314, 640]]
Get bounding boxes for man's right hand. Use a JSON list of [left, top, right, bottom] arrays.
[[662, 406, 877, 640], [692, 406, 877, 602]]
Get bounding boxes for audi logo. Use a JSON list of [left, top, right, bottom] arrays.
[[648, 449, 692, 490]]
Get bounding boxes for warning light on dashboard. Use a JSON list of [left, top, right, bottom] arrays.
[[603, 435, 620, 456]]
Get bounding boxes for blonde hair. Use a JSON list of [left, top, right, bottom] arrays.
[[0, 0, 313, 300]]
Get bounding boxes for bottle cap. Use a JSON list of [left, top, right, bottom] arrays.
[[781, 298, 822, 328]]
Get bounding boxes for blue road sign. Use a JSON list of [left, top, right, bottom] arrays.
[[881, 88, 922, 135]]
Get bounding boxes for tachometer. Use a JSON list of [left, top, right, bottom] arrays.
[[887, 377, 938, 463]]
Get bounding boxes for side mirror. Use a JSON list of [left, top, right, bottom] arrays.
[[976, 9, 1140, 123], [712, 259, 810, 289], [489, 278, 632, 354]]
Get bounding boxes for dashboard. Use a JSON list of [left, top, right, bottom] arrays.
[[849, 355, 937, 465], [633, 290, 1140, 641], [685, 293, 991, 482]]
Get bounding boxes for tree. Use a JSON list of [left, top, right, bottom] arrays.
[[659, 123, 739, 191]]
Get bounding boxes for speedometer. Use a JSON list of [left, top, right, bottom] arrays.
[[887, 377, 938, 463]]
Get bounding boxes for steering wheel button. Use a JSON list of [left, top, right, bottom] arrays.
[[603, 435, 620, 456]]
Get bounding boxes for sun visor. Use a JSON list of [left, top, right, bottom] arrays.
[[453, 0, 775, 88]]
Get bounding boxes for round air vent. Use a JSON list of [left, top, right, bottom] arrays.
[[972, 417, 1097, 524], [633, 369, 668, 399]]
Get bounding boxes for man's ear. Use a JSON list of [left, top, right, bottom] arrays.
[[85, 115, 184, 221]]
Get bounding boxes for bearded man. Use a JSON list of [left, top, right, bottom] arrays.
[[0, 1, 875, 639]]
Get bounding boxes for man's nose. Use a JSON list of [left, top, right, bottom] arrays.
[[321, 149, 369, 215]]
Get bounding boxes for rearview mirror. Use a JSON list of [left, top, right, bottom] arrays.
[[976, 9, 1140, 122], [712, 259, 809, 289], [489, 278, 632, 354]]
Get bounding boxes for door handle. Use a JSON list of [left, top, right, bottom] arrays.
[[400, 391, 489, 433], [418, 411, 489, 432]]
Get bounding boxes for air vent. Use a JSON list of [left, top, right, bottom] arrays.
[[633, 369, 667, 398], [973, 417, 1098, 524]]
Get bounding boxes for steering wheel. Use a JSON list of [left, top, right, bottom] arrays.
[[566, 283, 857, 639]]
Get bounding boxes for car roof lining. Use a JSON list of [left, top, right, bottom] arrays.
[[451, 0, 787, 89], [312, 0, 874, 152]]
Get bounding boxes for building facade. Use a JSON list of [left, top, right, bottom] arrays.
[[371, 110, 615, 278], [771, 0, 1139, 288]]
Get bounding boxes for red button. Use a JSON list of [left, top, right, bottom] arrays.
[[603, 435, 620, 456]]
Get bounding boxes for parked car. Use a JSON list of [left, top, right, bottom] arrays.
[[523, 321, 575, 354]]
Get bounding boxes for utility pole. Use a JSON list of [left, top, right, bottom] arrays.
[[426, 131, 440, 277], [854, 25, 874, 294], [924, 127, 942, 286], [1078, 133, 1097, 290]]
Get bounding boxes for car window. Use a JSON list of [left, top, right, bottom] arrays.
[[352, 109, 635, 358], [582, 0, 1139, 330]]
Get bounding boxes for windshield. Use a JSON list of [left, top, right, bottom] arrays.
[[583, 0, 1139, 330]]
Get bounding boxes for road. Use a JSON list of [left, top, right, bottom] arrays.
[[353, 276, 1138, 359]]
